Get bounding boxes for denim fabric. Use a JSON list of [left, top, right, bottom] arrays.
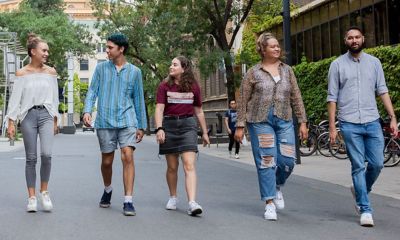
[[340, 119, 384, 213], [247, 109, 296, 201]]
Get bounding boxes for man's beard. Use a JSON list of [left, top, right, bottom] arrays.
[[347, 43, 363, 54]]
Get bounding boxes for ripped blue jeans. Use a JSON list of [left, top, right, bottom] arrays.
[[247, 109, 296, 201]]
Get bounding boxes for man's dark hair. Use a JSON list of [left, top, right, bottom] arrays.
[[229, 99, 236, 104], [107, 33, 129, 54], [345, 26, 364, 38]]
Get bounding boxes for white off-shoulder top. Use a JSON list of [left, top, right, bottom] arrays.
[[4, 73, 59, 127]]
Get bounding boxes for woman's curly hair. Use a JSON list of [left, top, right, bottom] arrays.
[[166, 56, 198, 92]]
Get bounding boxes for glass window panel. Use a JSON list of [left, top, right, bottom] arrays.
[[362, 6, 375, 48], [329, 0, 338, 20], [330, 19, 341, 56], [312, 8, 320, 26], [304, 29, 312, 61], [388, 0, 400, 44], [361, 0, 373, 8], [304, 12, 312, 29], [312, 27, 322, 61], [320, 4, 329, 23], [291, 19, 296, 34], [375, 1, 387, 45], [80, 59, 89, 71], [339, 16, 350, 53], [350, 10, 361, 27], [338, 0, 349, 16], [321, 23, 331, 58], [297, 32, 304, 63], [291, 36, 297, 65], [296, 16, 303, 32], [349, 0, 360, 12]]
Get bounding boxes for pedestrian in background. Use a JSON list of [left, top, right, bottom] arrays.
[[235, 32, 308, 221], [154, 56, 210, 216], [83, 33, 147, 216], [4, 33, 59, 212], [224, 99, 240, 159], [327, 26, 398, 227]]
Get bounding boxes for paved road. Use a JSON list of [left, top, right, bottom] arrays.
[[0, 132, 399, 240]]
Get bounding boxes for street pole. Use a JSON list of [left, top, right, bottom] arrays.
[[62, 53, 76, 134], [283, 0, 301, 164]]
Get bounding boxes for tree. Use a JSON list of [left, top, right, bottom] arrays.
[[0, 1, 94, 85]]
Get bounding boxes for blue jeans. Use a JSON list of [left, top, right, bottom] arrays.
[[340, 119, 384, 214], [247, 109, 296, 201]]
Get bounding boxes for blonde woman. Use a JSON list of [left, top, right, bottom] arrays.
[[235, 33, 308, 220], [5, 33, 59, 212]]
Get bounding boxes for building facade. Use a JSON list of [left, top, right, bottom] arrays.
[[268, 0, 400, 64]]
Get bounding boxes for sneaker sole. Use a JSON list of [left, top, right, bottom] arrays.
[[123, 211, 136, 216], [166, 206, 177, 210], [27, 208, 37, 213], [264, 216, 277, 221], [99, 203, 111, 208], [188, 208, 202, 216], [360, 222, 374, 227]]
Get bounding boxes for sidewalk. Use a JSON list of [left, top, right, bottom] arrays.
[[198, 142, 400, 200], [0, 137, 24, 152]]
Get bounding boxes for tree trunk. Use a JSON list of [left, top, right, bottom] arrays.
[[224, 55, 236, 101]]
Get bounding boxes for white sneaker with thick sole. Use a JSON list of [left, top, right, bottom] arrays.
[[273, 190, 285, 210], [350, 185, 361, 215], [27, 197, 37, 212], [40, 191, 53, 212], [234, 154, 240, 159], [264, 203, 277, 221], [187, 201, 203, 216], [166, 197, 178, 210], [360, 213, 374, 227]]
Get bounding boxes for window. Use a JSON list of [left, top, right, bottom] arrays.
[[349, 0, 360, 12], [374, 1, 388, 46], [291, 19, 296, 34], [291, 36, 298, 65], [388, 0, 400, 44], [97, 43, 106, 53], [338, 0, 349, 17], [304, 30, 312, 61], [321, 23, 331, 58], [339, 15, 350, 53], [312, 27, 322, 61], [350, 10, 361, 27], [80, 78, 89, 84], [296, 32, 304, 63], [320, 4, 329, 23], [296, 16, 303, 32], [329, 1, 338, 20], [312, 9, 319, 27], [362, 6, 375, 48], [303, 12, 312, 30], [330, 20, 341, 56], [361, 0, 373, 8], [80, 59, 89, 71]]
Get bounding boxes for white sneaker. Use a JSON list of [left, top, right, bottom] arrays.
[[350, 185, 361, 215], [273, 190, 285, 210], [166, 197, 177, 210], [187, 201, 203, 216], [40, 191, 53, 211], [234, 154, 240, 159], [360, 213, 374, 227], [27, 197, 37, 212], [264, 203, 277, 220]]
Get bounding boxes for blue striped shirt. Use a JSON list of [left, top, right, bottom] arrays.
[[84, 61, 147, 129]]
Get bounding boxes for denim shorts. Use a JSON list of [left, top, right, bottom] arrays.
[[96, 127, 137, 153]]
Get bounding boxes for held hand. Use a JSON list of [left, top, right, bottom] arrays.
[[156, 130, 165, 144], [234, 128, 244, 143], [390, 118, 398, 138], [83, 113, 92, 127], [136, 129, 144, 143], [227, 129, 232, 135], [7, 124, 15, 140], [299, 123, 308, 140], [202, 133, 210, 147], [329, 127, 337, 144]]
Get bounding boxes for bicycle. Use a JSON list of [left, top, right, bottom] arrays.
[[299, 120, 329, 156], [383, 123, 400, 167]]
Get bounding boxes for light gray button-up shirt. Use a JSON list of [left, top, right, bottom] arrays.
[[327, 51, 388, 124]]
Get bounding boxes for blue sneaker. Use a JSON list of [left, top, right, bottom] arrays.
[[123, 202, 136, 216], [99, 190, 112, 208]]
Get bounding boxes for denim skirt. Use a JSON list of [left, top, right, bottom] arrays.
[[159, 116, 198, 155]]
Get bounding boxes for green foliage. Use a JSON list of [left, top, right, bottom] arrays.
[[0, 2, 94, 84], [293, 45, 400, 123]]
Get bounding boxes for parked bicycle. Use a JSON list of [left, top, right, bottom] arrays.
[[383, 121, 400, 167]]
